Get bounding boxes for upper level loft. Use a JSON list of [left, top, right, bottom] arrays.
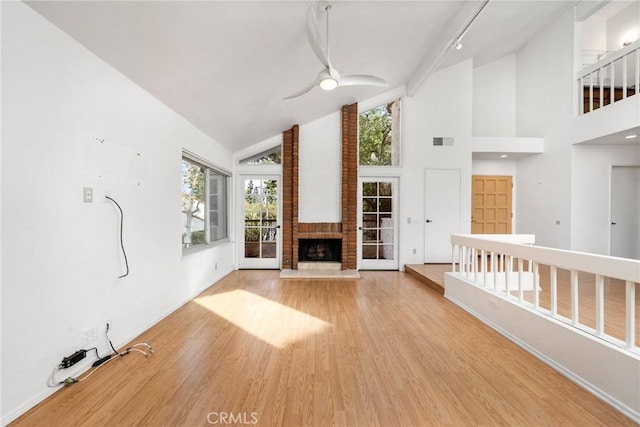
[[578, 1, 639, 115]]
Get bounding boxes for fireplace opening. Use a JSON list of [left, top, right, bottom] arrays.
[[298, 239, 342, 262]]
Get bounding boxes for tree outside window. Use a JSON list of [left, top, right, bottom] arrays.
[[359, 100, 401, 166]]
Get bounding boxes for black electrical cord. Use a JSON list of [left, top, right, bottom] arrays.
[[105, 195, 129, 278], [86, 347, 101, 359], [106, 323, 123, 356]]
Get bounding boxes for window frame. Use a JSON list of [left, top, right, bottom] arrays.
[[182, 151, 231, 254]]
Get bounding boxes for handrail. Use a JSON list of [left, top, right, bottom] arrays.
[[450, 234, 640, 352], [578, 40, 640, 79], [451, 234, 639, 283]]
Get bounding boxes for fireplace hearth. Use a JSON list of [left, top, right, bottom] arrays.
[[298, 239, 342, 262]]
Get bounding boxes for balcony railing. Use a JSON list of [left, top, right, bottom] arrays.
[[578, 40, 639, 115], [451, 234, 639, 352]]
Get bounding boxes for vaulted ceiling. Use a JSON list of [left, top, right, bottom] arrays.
[[27, 1, 574, 152]]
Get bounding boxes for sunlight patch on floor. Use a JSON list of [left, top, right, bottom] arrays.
[[194, 289, 331, 348]]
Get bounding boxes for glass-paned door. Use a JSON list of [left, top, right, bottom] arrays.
[[239, 176, 280, 269], [359, 177, 399, 270]]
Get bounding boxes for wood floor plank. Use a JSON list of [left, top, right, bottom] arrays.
[[11, 270, 637, 426]]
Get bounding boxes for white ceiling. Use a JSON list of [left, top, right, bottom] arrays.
[[26, 0, 574, 152]]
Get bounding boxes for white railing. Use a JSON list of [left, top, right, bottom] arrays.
[[578, 40, 639, 115], [451, 234, 640, 352]]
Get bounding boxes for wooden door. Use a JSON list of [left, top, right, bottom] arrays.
[[472, 176, 512, 234]]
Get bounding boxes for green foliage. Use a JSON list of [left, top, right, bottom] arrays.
[[182, 159, 206, 247], [183, 230, 205, 245], [359, 102, 393, 166], [244, 179, 278, 243]]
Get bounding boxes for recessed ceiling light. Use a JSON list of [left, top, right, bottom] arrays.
[[625, 134, 637, 139], [500, 154, 508, 158]]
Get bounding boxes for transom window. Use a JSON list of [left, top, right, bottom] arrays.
[[239, 146, 282, 165], [359, 99, 401, 166], [182, 153, 229, 250]]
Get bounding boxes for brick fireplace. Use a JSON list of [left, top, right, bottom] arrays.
[[281, 103, 358, 270]]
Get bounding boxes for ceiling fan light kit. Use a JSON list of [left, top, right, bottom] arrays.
[[284, 1, 388, 99]]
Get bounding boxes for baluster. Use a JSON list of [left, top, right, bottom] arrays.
[[599, 66, 604, 108], [626, 281, 636, 350], [533, 262, 540, 309], [589, 72, 594, 112], [550, 265, 558, 316], [611, 60, 616, 105], [579, 76, 584, 115], [635, 49, 640, 96], [571, 270, 579, 325], [595, 274, 604, 336], [458, 245, 463, 275], [490, 252, 496, 291], [462, 246, 467, 278], [481, 250, 487, 288], [452, 244, 456, 274], [518, 258, 524, 302], [505, 256, 512, 296], [472, 248, 477, 283], [623, 54, 628, 99]]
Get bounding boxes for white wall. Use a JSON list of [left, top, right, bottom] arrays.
[[515, 9, 575, 249], [571, 144, 640, 255], [402, 60, 473, 265], [298, 112, 342, 223], [472, 54, 516, 137], [1, 2, 234, 422], [607, 2, 639, 51], [582, 14, 607, 54]]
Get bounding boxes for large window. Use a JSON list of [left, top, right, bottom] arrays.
[[359, 99, 401, 166], [182, 153, 229, 250]]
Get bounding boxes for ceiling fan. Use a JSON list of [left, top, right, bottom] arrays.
[[284, 1, 388, 100]]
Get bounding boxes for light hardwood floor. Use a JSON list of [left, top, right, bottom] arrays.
[[13, 270, 637, 426]]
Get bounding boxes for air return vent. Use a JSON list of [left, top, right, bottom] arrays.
[[433, 137, 454, 146]]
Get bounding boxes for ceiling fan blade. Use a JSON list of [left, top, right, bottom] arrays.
[[283, 83, 316, 100], [339, 74, 389, 88], [306, 4, 329, 67]]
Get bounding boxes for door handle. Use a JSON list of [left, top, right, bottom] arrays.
[[426, 219, 433, 223], [611, 222, 617, 225]]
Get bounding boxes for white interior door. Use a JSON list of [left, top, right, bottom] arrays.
[[424, 169, 460, 263], [610, 166, 640, 259], [358, 177, 399, 270], [238, 175, 281, 269]]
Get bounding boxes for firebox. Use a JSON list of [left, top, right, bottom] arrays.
[[298, 239, 342, 262]]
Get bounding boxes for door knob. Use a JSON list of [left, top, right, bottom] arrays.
[[358, 226, 363, 230], [426, 219, 433, 223]]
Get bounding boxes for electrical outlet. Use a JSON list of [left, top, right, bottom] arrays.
[[489, 298, 499, 309], [214, 262, 218, 270], [412, 248, 417, 254], [82, 326, 98, 346], [83, 187, 93, 203]]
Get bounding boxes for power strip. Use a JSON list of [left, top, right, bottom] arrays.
[[60, 350, 86, 369]]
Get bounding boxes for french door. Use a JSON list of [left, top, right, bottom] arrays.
[[358, 177, 399, 270], [238, 175, 280, 269]]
